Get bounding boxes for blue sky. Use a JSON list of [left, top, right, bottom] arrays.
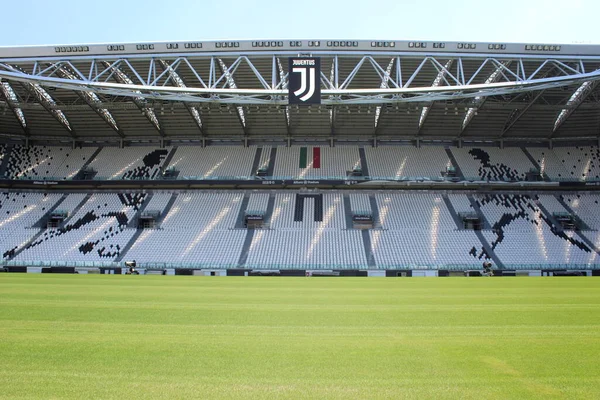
[[1, 0, 598, 46]]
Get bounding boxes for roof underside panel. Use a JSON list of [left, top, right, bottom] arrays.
[[376, 106, 421, 136], [109, 109, 159, 135], [461, 107, 514, 137], [508, 109, 558, 137], [289, 107, 330, 136], [200, 108, 245, 137], [19, 108, 72, 136], [555, 108, 600, 135], [419, 105, 463, 136], [158, 108, 202, 137], [0, 113, 25, 135], [244, 106, 287, 136], [334, 106, 378, 135]]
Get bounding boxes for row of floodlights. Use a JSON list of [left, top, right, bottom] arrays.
[[252, 41, 360, 48], [54, 46, 89, 53], [166, 43, 203, 49], [525, 44, 562, 51], [53, 42, 565, 54]]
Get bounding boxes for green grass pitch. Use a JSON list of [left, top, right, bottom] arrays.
[[1, 275, 599, 399]]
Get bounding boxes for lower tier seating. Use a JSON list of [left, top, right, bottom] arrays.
[[1, 190, 598, 269]]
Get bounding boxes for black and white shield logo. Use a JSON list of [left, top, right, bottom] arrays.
[[288, 57, 321, 105]]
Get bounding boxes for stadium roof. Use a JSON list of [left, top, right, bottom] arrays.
[[1, 39, 600, 145]]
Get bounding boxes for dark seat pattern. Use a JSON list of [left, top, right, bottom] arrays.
[[5, 145, 86, 179], [469, 148, 524, 181], [1, 192, 51, 258], [24, 193, 146, 259], [477, 194, 590, 253], [122, 149, 168, 180]]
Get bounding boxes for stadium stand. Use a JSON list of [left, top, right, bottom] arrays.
[[2, 39, 600, 275]]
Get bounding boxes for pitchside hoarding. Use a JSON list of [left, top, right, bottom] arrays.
[[288, 57, 321, 104]]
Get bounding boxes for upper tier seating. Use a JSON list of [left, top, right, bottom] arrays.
[[2, 144, 600, 183], [528, 146, 600, 181], [273, 146, 361, 179], [167, 146, 257, 178], [4, 145, 96, 180], [88, 147, 170, 180], [364, 146, 451, 179]]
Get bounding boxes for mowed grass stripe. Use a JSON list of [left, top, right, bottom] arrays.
[[0, 275, 599, 399]]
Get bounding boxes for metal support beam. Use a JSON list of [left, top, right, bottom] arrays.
[[14, 79, 75, 136], [460, 61, 511, 136], [1, 60, 599, 105], [276, 57, 290, 136], [157, 59, 205, 136], [100, 61, 165, 136], [216, 58, 247, 135], [52, 65, 123, 137], [417, 60, 453, 134], [551, 79, 600, 136], [0, 79, 29, 135]]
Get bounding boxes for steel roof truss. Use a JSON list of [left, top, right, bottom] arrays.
[[157, 59, 204, 135], [52, 65, 122, 137], [552, 79, 600, 136], [216, 58, 247, 132], [0, 80, 28, 133], [101, 61, 163, 135]]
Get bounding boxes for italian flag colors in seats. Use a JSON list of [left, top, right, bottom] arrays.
[[299, 147, 320, 168]]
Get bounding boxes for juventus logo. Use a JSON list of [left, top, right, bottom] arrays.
[[288, 57, 321, 104]]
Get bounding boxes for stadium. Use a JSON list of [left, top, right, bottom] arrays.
[[1, 39, 600, 276], [1, 37, 600, 399]]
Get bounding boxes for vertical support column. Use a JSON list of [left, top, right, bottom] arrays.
[[334, 55, 339, 89]]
